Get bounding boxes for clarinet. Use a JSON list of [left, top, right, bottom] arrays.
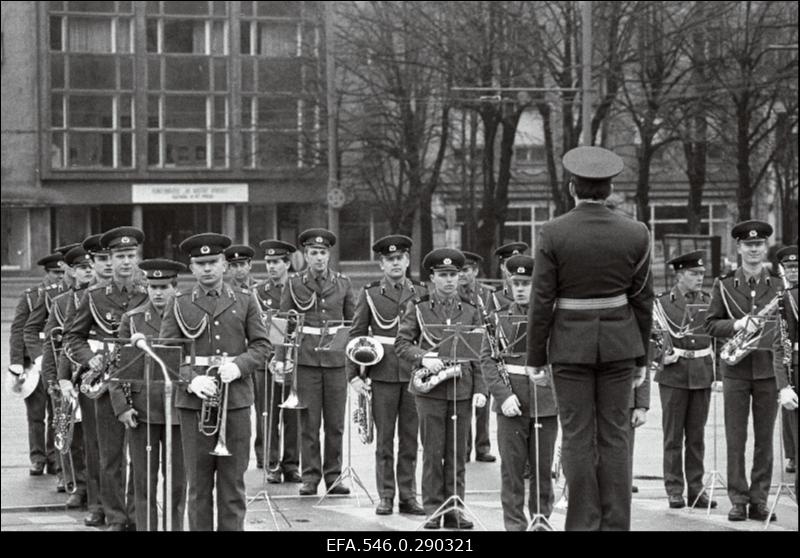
[[776, 264, 795, 390], [475, 293, 511, 387]]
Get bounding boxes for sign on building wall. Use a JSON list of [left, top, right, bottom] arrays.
[[132, 184, 249, 203]]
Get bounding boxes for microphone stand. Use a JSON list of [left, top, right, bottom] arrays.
[[131, 334, 173, 532], [526, 369, 554, 531]]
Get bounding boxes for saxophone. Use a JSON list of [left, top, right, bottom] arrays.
[[412, 363, 463, 393], [720, 294, 782, 366]]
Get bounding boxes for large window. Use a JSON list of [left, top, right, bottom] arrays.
[[48, 2, 135, 169], [651, 203, 730, 261], [146, 2, 229, 168], [240, 1, 321, 169]]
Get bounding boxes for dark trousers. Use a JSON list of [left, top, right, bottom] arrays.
[[372, 381, 419, 501], [129, 423, 186, 531], [497, 413, 557, 531], [78, 394, 102, 513], [723, 377, 778, 506], [466, 398, 492, 458], [782, 407, 796, 460], [296, 365, 346, 486], [415, 396, 470, 515], [95, 392, 135, 526], [659, 385, 711, 497], [257, 370, 300, 472], [25, 377, 55, 466], [180, 407, 250, 531], [551, 360, 634, 531]]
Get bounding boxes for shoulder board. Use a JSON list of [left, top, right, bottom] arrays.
[[24, 287, 33, 294], [126, 304, 149, 316], [337, 272, 350, 281], [414, 294, 430, 305], [720, 270, 736, 280], [480, 283, 497, 293], [459, 293, 476, 306], [236, 286, 251, 295], [87, 283, 105, 292], [365, 280, 381, 289], [656, 291, 670, 298], [411, 279, 426, 287], [45, 284, 58, 291]]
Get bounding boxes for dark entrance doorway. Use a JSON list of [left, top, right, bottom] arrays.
[[140, 204, 223, 263]]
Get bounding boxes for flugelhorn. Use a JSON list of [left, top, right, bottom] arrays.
[[345, 337, 384, 444], [720, 293, 782, 365], [278, 311, 306, 410], [198, 354, 232, 459]]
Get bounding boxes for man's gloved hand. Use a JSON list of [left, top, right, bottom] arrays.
[[58, 379, 77, 400], [88, 354, 104, 371], [422, 356, 445, 373], [501, 394, 522, 417], [271, 361, 287, 384], [119, 408, 139, 428], [349, 376, 370, 396], [219, 362, 241, 384], [473, 393, 487, 408], [711, 380, 723, 393], [633, 366, 647, 388], [526, 365, 550, 386], [189, 375, 218, 400], [631, 408, 647, 428], [663, 351, 680, 365], [8, 364, 23, 376], [779, 387, 798, 411], [734, 316, 758, 334]]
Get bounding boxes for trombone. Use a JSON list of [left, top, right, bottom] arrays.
[[198, 354, 232, 457]]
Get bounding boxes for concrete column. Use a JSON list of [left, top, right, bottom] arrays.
[[241, 205, 249, 246], [224, 204, 236, 238], [132, 204, 143, 229], [29, 208, 51, 266]]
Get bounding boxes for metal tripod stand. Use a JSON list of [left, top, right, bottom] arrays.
[[690, 345, 725, 515], [527, 369, 555, 531], [416, 324, 486, 531], [246, 365, 291, 529]]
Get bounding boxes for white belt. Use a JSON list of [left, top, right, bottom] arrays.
[[556, 294, 628, 310], [301, 325, 344, 336], [794, 342, 798, 352], [671, 347, 713, 359], [505, 364, 528, 376], [373, 335, 395, 345], [185, 356, 236, 367]]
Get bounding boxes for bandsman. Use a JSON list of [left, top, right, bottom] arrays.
[[481, 255, 558, 531], [41, 246, 94, 508], [654, 251, 717, 509], [492, 242, 529, 311], [159, 233, 269, 531], [347, 235, 426, 516], [64, 227, 148, 531], [526, 146, 653, 531], [273, 229, 356, 496], [254, 240, 301, 483], [705, 220, 779, 522], [112, 258, 187, 531], [772, 245, 797, 497], [458, 251, 496, 464], [225, 244, 257, 291], [396, 248, 488, 530]]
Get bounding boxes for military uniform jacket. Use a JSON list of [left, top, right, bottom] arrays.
[[276, 268, 356, 368], [41, 289, 76, 386], [653, 287, 714, 390], [108, 300, 180, 425], [23, 280, 68, 360], [346, 277, 426, 383], [65, 280, 149, 367], [56, 285, 92, 381], [9, 281, 45, 366], [527, 203, 654, 367], [254, 278, 285, 314], [395, 292, 487, 401], [159, 283, 269, 411], [704, 267, 778, 380], [772, 286, 798, 391], [231, 276, 257, 292], [458, 281, 495, 311], [491, 287, 514, 313], [480, 303, 557, 417]]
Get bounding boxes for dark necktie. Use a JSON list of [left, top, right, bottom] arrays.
[[208, 289, 218, 298]]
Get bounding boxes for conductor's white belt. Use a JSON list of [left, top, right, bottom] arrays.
[[504, 364, 528, 376], [373, 335, 395, 345], [671, 347, 712, 359], [301, 325, 344, 335], [794, 342, 798, 352], [184, 356, 236, 366], [555, 294, 628, 310]]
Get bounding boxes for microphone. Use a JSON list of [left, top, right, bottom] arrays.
[[130, 332, 151, 352]]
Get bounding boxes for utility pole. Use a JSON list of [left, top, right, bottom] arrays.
[[581, 0, 593, 146], [324, 1, 341, 265]]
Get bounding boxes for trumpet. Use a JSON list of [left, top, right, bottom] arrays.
[[278, 311, 306, 410], [345, 337, 384, 445], [198, 355, 232, 457]]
